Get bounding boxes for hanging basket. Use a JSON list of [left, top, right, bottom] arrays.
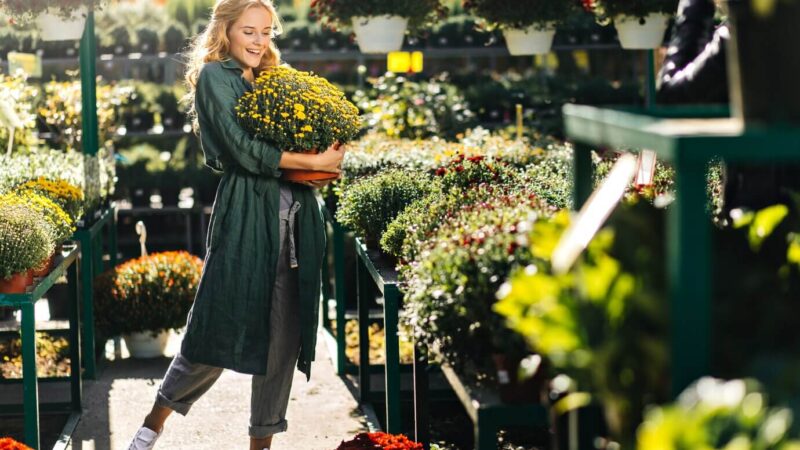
[[123, 330, 170, 358], [727, 0, 800, 126], [351, 15, 408, 54], [613, 13, 670, 49], [502, 25, 556, 56], [36, 6, 88, 42], [0, 271, 33, 294]]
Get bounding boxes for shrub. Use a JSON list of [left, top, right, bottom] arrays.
[[0, 202, 54, 280], [93, 251, 203, 337], [335, 169, 435, 245], [401, 192, 547, 378], [0, 437, 33, 450], [335, 432, 423, 450]]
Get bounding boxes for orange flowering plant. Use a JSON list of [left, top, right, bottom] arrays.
[[93, 251, 203, 338], [0, 437, 33, 450]]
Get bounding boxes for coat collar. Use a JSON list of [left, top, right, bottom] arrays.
[[220, 57, 244, 72]]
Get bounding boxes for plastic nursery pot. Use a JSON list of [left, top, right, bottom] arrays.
[[0, 271, 34, 294], [36, 6, 88, 42], [613, 13, 670, 49], [726, 0, 800, 127]]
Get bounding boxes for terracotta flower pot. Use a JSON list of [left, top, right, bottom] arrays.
[[0, 271, 34, 294], [31, 252, 56, 278], [281, 147, 341, 182]]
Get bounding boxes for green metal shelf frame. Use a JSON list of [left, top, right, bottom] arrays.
[[353, 237, 404, 434], [73, 205, 117, 381], [562, 104, 800, 395], [0, 246, 83, 450]]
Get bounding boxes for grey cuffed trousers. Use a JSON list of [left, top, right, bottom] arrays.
[[154, 185, 301, 438]]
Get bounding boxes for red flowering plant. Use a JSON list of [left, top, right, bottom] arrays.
[[335, 432, 423, 450], [0, 438, 33, 450], [93, 251, 203, 339], [310, 0, 447, 35], [462, 0, 580, 31], [400, 188, 551, 380]]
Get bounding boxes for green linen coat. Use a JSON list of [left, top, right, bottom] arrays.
[[180, 59, 326, 380]]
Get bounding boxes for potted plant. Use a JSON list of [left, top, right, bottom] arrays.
[[0, 0, 100, 41], [0, 437, 33, 450], [236, 66, 361, 182], [463, 0, 580, 55], [725, 0, 800, 126], [583, 0, 677, 49], [0, 202, 54, 294], [310, 0, 448, 53], [335, 432, 423, 450], [335, 169, 434, 251], [93, 251, 203, 358]]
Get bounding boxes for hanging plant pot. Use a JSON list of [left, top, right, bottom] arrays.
[[726, 0, 800, 126], [351, 15, 408, 54], [123, 330, 170, 358], [613, 13, 670, 49], [36, 6, 88, 42], [281, 146, 340, 182], [502, 25, 556, 56], [0, 271, 33, 294]]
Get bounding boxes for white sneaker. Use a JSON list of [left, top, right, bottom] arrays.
[[127, 426, 161, 450]]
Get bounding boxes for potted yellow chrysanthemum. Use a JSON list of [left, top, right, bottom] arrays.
[[236, 65, 361, 181]]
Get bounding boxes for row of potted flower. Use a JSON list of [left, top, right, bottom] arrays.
[[310, 0, 677, 55], [0, 177, 84, 293]]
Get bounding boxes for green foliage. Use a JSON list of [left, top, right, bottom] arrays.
[[353, 72, 476, 142], [463, 0, 580, 29], [587, 0, 678, 21], [310, 0, 448, 33], [1, 191, 73, 243], [401, 191, 548, 378], [335, 169, 435, 244], [0, 202, 53, 280], [94, 251, 203, 337], [0, 0, 102, 21], [165, 0, 215, 32], [495, 203, 670, 443], [520, 148, 573, 209], [637, 377, 800, 449], [0, 332, 70, 378]]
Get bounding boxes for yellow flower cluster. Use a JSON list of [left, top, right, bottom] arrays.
[[0, 191, 74, 243], [15, 177, 85, 222], [236, 66, 361, 153]]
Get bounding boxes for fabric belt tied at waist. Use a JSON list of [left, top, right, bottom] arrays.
[[279, 201, 302, 268]]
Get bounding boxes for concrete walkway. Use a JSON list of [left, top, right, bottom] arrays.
[[67, 331, 368, 450]]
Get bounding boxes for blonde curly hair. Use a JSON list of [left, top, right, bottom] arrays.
[[183, 0, 284, 130]]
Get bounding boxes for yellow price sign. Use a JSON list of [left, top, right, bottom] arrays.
[[7, 52, 42, 78]]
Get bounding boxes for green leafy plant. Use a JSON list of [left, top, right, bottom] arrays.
[[582, 0, 677, 22], [335, 169, 435, 245], [1, 191, 73, 243], [0, 202, 54, 280], [401, 191, 547, 378], [494, 203, 670, 444], [310, 0, 448, 34], [93, 251, 203, 337], [353, 72, 476, 141], [637, 377, 800, 449], [0, 0, 103, 21], [462, 0, 580, 30]]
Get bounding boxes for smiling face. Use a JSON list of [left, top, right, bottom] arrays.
[[227, 5, 274, 73]]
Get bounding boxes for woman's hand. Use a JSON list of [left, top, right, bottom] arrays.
[[313, 142, 346, 173]]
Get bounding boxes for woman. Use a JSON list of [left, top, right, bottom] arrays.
[[127, 1, 344, 449]]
